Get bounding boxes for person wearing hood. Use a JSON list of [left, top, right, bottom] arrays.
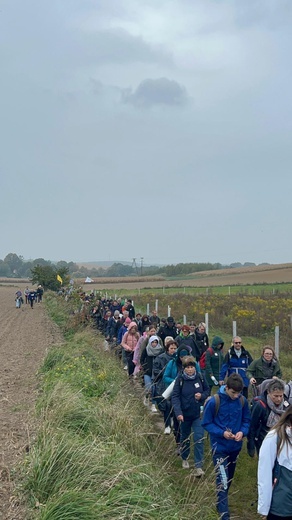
[[257, 405, 292, 520], [205, 336, 225, 390], [172, 356, 210, 474], [141, 335, 164, 413], [175, 325, 200, 359], [152, 337, 178, 432], [121, 322, 140, 377], [133, 326, 163, 368], [202, 374, 251, 520]]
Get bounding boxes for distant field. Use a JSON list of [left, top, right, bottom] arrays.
[[76, 262, 292, 291]]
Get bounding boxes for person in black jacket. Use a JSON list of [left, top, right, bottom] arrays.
[[247, 378, 289, 456], [172, 356, 210, 474], [158, 316, 177, 343], [152, 338, 178, 435], [194, 322, 209, 360]]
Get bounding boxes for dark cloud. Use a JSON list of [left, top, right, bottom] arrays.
[[122, 77, 189, 107]]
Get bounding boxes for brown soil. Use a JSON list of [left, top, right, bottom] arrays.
[[0, 287, 63, 520]]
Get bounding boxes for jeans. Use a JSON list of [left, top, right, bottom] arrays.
[[212, 450, 240, 520], [144, 375, 154, 402], [180, 417, 204, 467]]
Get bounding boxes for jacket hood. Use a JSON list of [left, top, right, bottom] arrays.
[[128, 321, 138, 332], [149, 335, 159, 346], [211, 336, 224, 349], [176, 344, 192, 358]]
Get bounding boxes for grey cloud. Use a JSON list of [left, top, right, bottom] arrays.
[[122, 77, 189, 107]]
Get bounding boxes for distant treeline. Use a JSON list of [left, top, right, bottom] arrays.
[[0, 253, 268, 279]]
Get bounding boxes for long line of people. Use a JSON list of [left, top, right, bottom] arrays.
[[86, 294, 292, 520]]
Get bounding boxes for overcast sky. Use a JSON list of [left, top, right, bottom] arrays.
[[1, 0, 292, 266]]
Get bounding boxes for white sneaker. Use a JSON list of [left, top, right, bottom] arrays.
[[143, 396, 149, 406], [182, 460, 189, 469], [123, 365, 128, 370], [164, 426, 171, 435], [151, 404, 158, 413], [193, 467, 205, 477]]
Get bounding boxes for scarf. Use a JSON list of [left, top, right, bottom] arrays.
[[182, 371, 197, 380], [266, 394, 285, 428], [146, 342, 164, 357]]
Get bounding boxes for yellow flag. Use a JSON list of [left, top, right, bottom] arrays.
[[57, 274, 63, 284]]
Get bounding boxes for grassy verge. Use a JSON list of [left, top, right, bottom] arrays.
[[21, 293, 219, 519]]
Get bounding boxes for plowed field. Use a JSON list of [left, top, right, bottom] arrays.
[[0, 287, 62, 519]]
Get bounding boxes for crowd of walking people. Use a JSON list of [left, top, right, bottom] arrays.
[[14, 285, 44, 308], [79, 293, 292, 519]]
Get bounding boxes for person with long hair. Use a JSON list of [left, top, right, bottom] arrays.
[[247, 346, 282, 387], [258, 405, 292, 519]]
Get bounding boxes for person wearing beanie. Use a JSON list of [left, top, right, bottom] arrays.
[[153, 338, 178, 434], [205, 336, 225, 390], [172, 356, 210, 473]]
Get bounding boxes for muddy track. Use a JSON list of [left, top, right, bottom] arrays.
[[0, 288, 63, 520]]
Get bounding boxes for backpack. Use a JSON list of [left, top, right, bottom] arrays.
[[199, 347, 214, 370], [204, 393, 245, 416], [250, 395, 267, 413]]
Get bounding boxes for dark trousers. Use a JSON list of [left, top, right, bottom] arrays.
[[125, 351, 135, 376], [212, 450, 240, 520], [156, 397, 172, 427]]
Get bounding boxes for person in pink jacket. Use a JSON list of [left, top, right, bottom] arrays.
[[121, 322, 140, 376]]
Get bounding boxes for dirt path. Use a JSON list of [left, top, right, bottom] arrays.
[[0, 287, 63, 520]]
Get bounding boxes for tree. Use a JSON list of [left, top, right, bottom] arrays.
[[0, 260, 12, 277], [30, 265, 69, 290], [4, 253, 23, 274]]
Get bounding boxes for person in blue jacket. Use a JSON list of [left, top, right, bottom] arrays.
[[163, 345, 200, 387], [172, 356, 209, 475], [202, 373, 251, 520], [219, 336, 253, 398]]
